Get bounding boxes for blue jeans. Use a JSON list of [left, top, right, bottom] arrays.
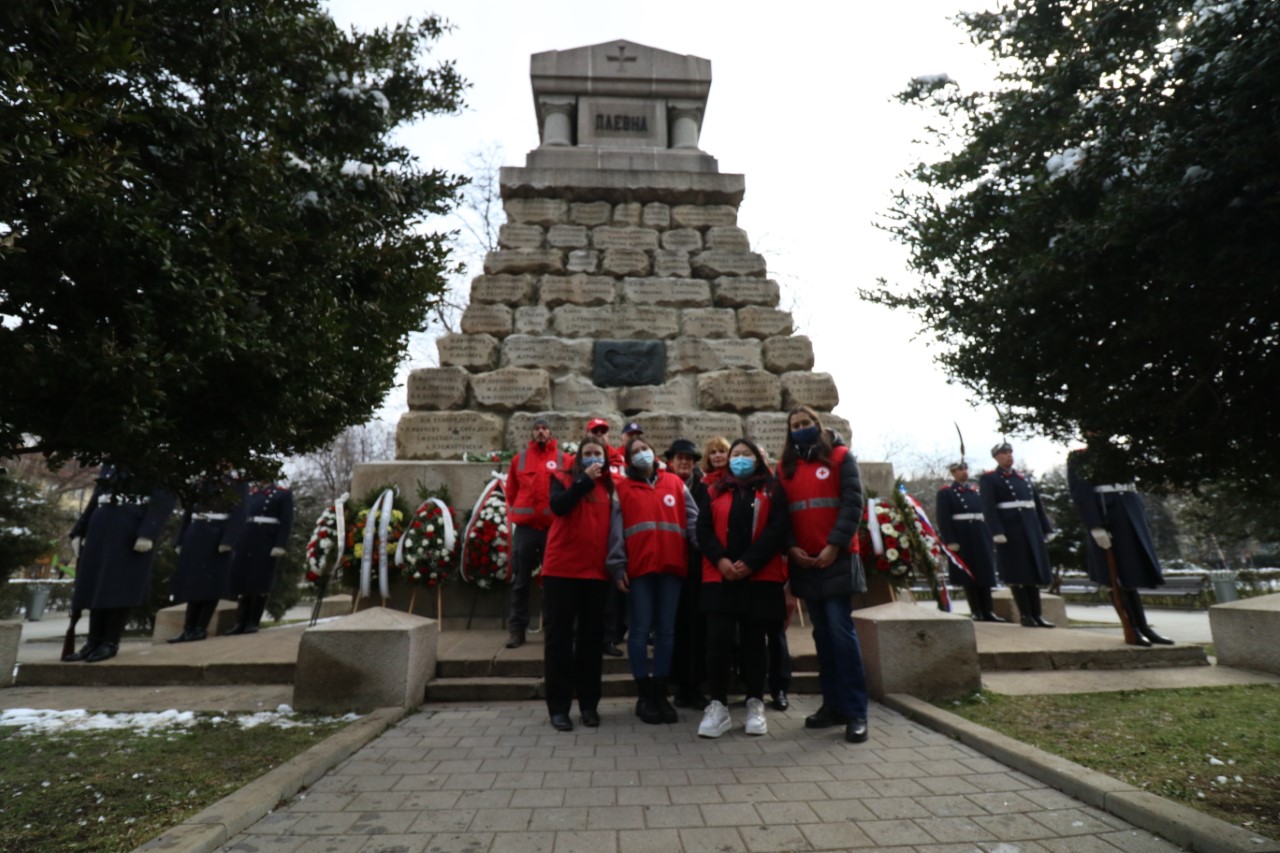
[[626, 572, 682, 679], [805, 594, 869, 720]]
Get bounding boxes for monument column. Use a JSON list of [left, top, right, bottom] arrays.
[[668, 102, 704, 149], [537, 97, 575, 147]]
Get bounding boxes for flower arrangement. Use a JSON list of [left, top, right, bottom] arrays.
[[859, 482, 951, 607], [339, 488, 408, 599], [304, 494, 347, 585], [396, 498, 456, 588], [462, 450, 515, 464], [459, 475, 509, 590]]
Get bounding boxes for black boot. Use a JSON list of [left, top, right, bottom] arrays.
[[1013, 587, 1037, 627], [64, 610, 103, 661], [634, 678, 663, 725], [652, 676, 678, 724], [1028, 587, 1054, 628], [168, 602, 201, 643], [975, 586, 1006, 622], [1126, 589, 1173, 644], [247, 595, 269, 632], [225, 597, 253, 635]]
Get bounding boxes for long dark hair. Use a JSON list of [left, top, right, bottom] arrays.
[[570, 435, 614, 496], [714, 438, 774, 495], [779, 405, 835, 479]]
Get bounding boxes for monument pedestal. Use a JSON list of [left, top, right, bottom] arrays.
[[151, 601, 239, 643], [992, 588, 1068, 626], [1210, 592, 1280, 675], [853, 602, 981, 700], [0, 621, 20, 686]]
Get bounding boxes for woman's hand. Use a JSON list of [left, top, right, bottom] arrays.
[[616, 576, 630, 593], [718, 558, 738, 580], [813, 544, 839, 568], [585, 463, 603, 481], [788, 546, 816, 569]]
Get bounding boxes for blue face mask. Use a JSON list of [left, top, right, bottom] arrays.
[[790, 425, 820, 445], [729, 456, 756, 478], [580, 454, 605, 466], [631, 449, 655, 469]]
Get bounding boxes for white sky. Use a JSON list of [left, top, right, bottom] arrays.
[[325, 0, 1072, 477]]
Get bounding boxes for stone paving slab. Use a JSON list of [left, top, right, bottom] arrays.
[[982, 664, 1280, 696], [219, 697, 1189, 853]]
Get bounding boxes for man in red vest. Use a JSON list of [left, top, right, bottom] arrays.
[[505, 417, 568, 648]]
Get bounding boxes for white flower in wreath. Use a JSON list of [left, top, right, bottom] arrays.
[[891, 563, 911, 576], [885, 548, 899, 561], [880, 523, 896, 535], [426, 524, 435, 532]]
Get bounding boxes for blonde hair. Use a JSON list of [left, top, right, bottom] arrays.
[[701, 436, 731, 473]]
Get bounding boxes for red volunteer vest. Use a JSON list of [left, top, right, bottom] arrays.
[[506, 440, 567, 531], [613, 471, 688, 579], [780, 445, 860, 555], [542, 473, 611, 581], [701, 484, 788, 585]]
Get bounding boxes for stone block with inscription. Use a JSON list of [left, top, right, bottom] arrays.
[[666, 337, 763, 372], [737, 306, 794, 339], [484, 249, 565, 276], [661, 229, 703, 252], [714, 277, 780, 308], [554, 305, 680, 340], [621, 277, 711, 307], [407, 366, 469, 411], [697, 369, 782, 413], [782, 371, 840, 410], [763, 335, 815, 372], [652, 250, 691, 278], [436, 333, 500, 372], [642, 202, 670, 229], [691, 250, 767, 278], [565, 250, 599, 273], [671, 204, 737, 229], [570, 201, 611, 226], [618, 377, 697, 413], [594, 339, 666, 387], [507, 412, 620, 451], [547, 224, 589, 248], [470, 367, 551, 411], [601, 247, 651, 276], [471, 274, 534, 305], [704, 226, 750, 252], [499, 334, 593, 373], [611, 202, 643, 226], [592, 226, 659, 251], [497, 223, 544, 249], [513, 305, 550, 335], [743, 413, 792, 460], [640, 413, 745, 453], [504, 197, 568, 226], [539, 274, 617, 307], [459, 303, 514, 337], [552, 376, 619, 412], [681, 308, 737, 339], [398, 411, 505, 460]]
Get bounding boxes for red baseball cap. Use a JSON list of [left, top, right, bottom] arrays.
[[586, 417, 610, 432]]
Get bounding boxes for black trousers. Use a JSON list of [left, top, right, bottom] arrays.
[[706, 612, 767, 703], [766, 618, 791, 695], [672, 564, 706, 695], [543, 577, 609, 715], [507, 526, 547, 635]]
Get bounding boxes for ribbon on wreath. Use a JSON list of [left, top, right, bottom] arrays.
[[394, 497, 457, 568], [865, 497, 886, 555], [360, 487, 396, 599], [460, 473, 506, 583]]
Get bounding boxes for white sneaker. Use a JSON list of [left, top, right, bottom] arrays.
[[745, 698, 768, 736], [698, 700, 732, 738]]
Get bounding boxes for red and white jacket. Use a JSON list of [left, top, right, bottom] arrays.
[[542, 472, 612, 581], [699, 482, 788, 585], [607, 469, 697, 581], [505, 439, 569, 532], [779, 445, 861, 555]]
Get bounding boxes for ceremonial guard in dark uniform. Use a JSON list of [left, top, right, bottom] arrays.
[[1067, 448, 1173, 646], [169, 473, 249, 642], [936, 461, 1004, 622], [978, 442, 1055, 627], [225, 481, 293, 634], [65, 465, 176, 662]]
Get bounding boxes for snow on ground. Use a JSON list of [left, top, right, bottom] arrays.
[[0, 705, 360, 736]]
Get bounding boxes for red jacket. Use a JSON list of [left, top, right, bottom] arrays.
[[780, 445, 860, 555], [505, 439, 568, 532], [542, 472, 611, 581], [701, 483, 788, 585], [611, 471, 689, 579]]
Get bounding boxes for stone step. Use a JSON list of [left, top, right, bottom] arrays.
[[978, 643, 1209, 672], [425, 672, 823, 704]]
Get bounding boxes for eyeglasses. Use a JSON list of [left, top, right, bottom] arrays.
[[590, 427, 609, 435]]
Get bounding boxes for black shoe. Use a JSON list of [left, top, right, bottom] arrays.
[[602, 642, 623, 657], [1019, 614, 1038, 627], [225, 623, 247, 636], [1127, 633, 1153, 647], [580, 708, 601, 727], [653, 677, 678, 724], [84, 642, 119, 663], [805, 705, 849, 729], [845, 718, 869, 743], [550, 713, 574, 732], [1139, 626, 1174, 645], [980, 611, 1008, 623], [635, 678, 664, 725], [239, 625, 258, 635], [674, 692, 710, 710], [63, 640, 100, 662], [167, 630, 194, 644], [770, 691, 789, 712], [505, 633, 525, 649], [1033, 617, 1055, 628]]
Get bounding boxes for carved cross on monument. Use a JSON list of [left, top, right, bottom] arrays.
[[606, 44, 637, 72]]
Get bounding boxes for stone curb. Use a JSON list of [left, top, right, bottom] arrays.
[[882, 693, 1280, 853], [134, 706, 408, 853]]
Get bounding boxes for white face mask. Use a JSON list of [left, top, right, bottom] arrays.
[[631, 449, 655, 469]]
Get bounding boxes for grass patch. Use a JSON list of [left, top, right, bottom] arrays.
[[938, 685, 1280, 838], [0, 714, 350, 852]]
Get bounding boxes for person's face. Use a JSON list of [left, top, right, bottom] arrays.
[[952, 466, 969, 483], [589, 425, 609, 441], [578, 443, 607, 466], [630, 439, 652, 458], [730, 444, 757, 473], [532, 425, 552, 444], [669, 453, 696, 478], [708, 447, 728, 470], [788, 412, 816, 432], [995, 450, 1014, 468]]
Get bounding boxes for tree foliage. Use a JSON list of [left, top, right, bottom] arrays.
[[871, 0, 1280, 491], [0, 1, 467, 492]]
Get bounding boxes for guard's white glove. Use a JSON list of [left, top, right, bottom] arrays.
[[218, 544, 232, 553], [1090, 528, 1113, 550], [175, 546, 182, 555], [993, 534, 1008, 545], [71, 536, 82, 558], [270, 547, 286, 558], [133, 537, 154, 553], [946, 543, 961, 552]]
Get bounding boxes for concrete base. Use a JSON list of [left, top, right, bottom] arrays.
[[0, 621, 21, 686], [293, 607, 438, 713], [313, 594, 352, 619], [152, 601, 239, 644], [853, 601, 981, 700], [1210, 592, 1280, 675], [992, 588, 1069, 626]]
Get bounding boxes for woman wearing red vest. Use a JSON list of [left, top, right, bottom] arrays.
[[541, 435, 613, 732], [777, 405, 871, 744], [607, 436, 698, 724], [694, 439, 789, 738]]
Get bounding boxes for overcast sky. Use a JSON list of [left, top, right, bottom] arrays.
[[325, 0, 1073, 477]]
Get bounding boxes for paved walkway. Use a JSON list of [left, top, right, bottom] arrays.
[[220, 697, 1181, 853]]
